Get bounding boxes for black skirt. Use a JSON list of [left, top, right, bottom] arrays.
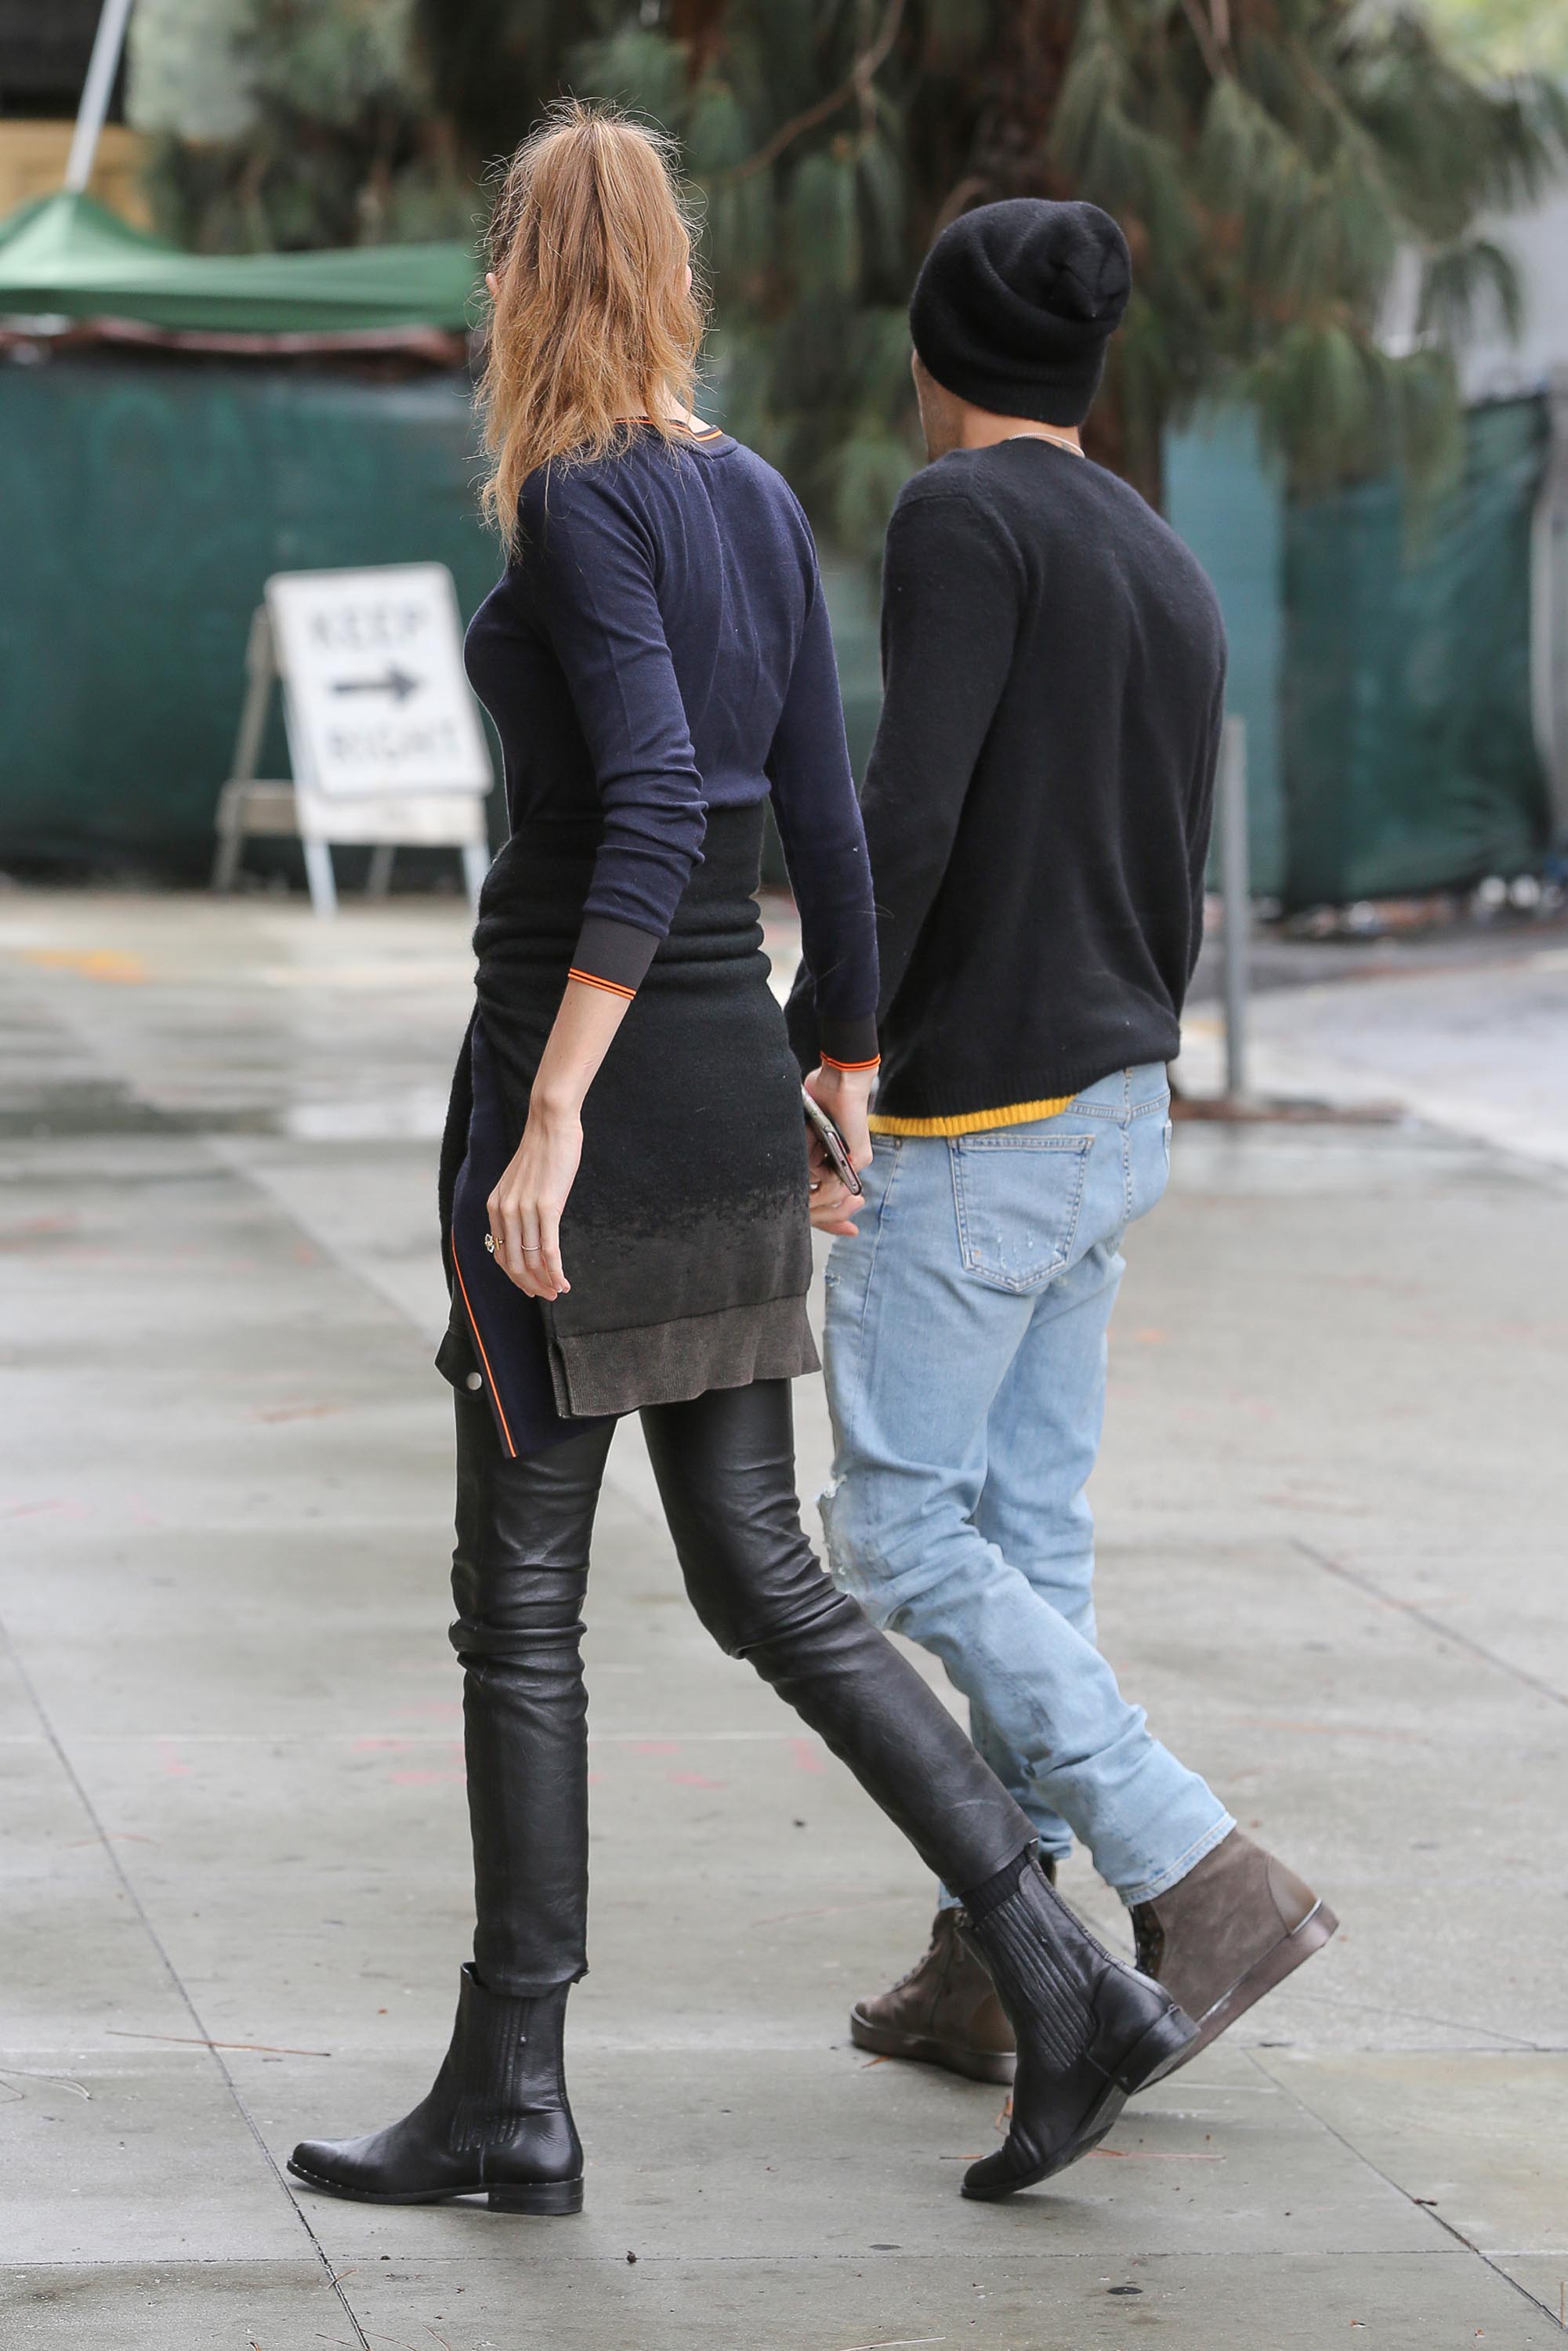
[[437, 804, 818, 1457]]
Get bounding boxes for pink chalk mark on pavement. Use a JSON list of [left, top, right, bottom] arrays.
[[393, 1740, 465, 1785], [788, 1737, 826, 1777]]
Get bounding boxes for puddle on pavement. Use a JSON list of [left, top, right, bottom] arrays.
[[1, 1083, 448, 1143], [1, 1085, 277, 1140], [1166, 1120, 1527, 1194]]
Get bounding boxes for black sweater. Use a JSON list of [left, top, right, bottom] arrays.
[[788, 439, 1226, 1122]]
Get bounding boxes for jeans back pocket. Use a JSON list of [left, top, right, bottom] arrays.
[[951, 1131, 1098, 1293]]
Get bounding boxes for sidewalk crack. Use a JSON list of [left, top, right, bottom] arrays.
[[1248, 2048, 1567, 2333], [1291, 1535, 1568, 1712]]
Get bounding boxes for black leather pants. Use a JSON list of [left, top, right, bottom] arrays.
[[450, 1378, 1034, 1995]]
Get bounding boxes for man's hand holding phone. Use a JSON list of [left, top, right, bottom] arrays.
[[804, 1065, 875, 1237]]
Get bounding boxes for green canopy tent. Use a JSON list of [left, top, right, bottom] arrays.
[[0, 191, 480, 335]]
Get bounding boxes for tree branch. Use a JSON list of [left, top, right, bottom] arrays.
[[716, 0, 909, 183], [931, 172, 990, 236], [1177, 0, 1227, 85]]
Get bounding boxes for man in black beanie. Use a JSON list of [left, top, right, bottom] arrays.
[[790, 198, 1334, 2088]]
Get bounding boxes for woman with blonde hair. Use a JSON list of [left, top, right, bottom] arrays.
[[288, 102, 1192, 2217]]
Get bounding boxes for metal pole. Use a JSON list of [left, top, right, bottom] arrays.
[[462, 840, 491, 911], [64, 0, 138, 195], [1530, 363, 1568, 835], [212, 608, 277, 893], [302, 839, 339, 919], [1219, 715, 1250, 1100]]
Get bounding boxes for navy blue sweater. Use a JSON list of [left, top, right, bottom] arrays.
[[464, 425, 878, 1068]]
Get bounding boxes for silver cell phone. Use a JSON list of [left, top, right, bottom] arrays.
[[802, 1086, 864, 1198]]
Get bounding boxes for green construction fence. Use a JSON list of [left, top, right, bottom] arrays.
[[0, 355, 497, 876], [1281, 396, 1550, 904], [1168, 395, 1552, 907], [0, 353, 1552, 903]]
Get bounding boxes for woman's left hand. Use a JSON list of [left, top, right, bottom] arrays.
[[487, 1101, 582, 1300]]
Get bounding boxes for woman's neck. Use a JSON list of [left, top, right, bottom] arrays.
[[622, 400, 714, 434]]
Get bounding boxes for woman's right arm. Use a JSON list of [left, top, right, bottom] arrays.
[[487, 471, 708, 1299]]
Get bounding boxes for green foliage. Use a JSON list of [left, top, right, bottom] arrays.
[[1425, 0, 1568, 78], [129, 0, 478, 251], [568, 0, 1568, 523], [1023, 0, 1568, 499], [131, 0, 1568, 543]]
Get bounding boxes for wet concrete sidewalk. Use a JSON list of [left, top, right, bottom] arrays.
[[2, 889, 1566, 2350]]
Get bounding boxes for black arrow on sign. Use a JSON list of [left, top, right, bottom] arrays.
[[331, 665, 420, 703]]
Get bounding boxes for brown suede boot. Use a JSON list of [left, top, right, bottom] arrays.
[[1131, 1831, 1337, 2084], [848, 1861, 1056, 2086]]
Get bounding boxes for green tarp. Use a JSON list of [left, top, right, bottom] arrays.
[[1167, 408, 1287, 899], [0, 357, 500, 875], [1283, 397, 1551, 904], [1171, 396, 1552, 907], [0, 192, 478, 334]]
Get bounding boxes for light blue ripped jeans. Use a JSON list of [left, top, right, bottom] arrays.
[[820, 1066, 1233, 1907]]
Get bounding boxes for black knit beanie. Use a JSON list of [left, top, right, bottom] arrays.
[[909, 198, 1132, 426]]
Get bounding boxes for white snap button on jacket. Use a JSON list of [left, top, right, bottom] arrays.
[[465, 1371, 483, 1392]]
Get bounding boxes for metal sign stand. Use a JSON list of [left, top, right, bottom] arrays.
[[212, 604, 491, 916]]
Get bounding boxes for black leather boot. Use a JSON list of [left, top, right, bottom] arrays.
[[958, 1858, 1196, 2201], [288, 1965, 582, 2214]]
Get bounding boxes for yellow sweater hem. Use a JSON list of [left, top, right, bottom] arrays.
[[867, 1094, 1075, 1139]]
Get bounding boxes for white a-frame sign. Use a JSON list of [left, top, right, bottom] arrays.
[[212, 564, 494, 915]]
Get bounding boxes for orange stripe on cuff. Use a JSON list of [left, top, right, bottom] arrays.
[[568, 969, 637, 1002], [821, 1052, 881, 1073]]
